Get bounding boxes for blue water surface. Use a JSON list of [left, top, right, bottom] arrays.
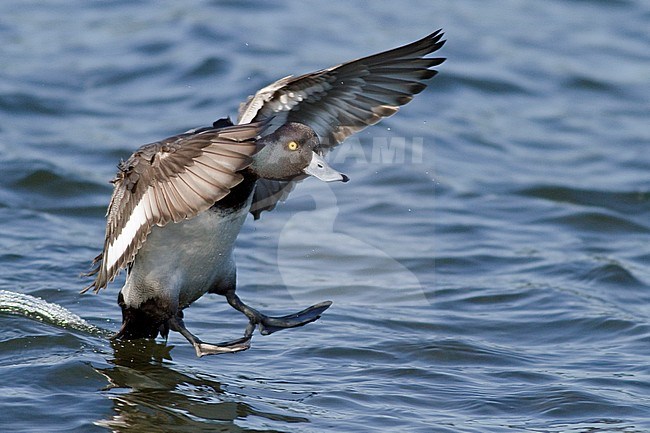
[[1, 1, 649, 432]]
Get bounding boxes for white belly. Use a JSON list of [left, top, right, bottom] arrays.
[[120, 206, 249, 310]]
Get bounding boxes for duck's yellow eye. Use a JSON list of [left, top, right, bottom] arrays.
[[287, 141, 299, 151]]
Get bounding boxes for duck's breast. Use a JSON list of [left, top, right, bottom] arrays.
[[121, 203, 250, 310]]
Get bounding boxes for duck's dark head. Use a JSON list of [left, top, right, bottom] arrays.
[[249, 122, 349, 182]]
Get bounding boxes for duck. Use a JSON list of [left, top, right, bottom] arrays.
[[84, 30, 446, 357]]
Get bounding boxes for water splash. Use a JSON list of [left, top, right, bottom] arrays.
[[0, 289, 109, 337]]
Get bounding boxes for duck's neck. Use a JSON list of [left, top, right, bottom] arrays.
[[248, 148, 278, 180]]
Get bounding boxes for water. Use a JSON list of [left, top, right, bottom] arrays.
[[1, 0, 649, 431]]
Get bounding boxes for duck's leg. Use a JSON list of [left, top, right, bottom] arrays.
[[168, 315, 251, 357], [225, 290, 332, 335]]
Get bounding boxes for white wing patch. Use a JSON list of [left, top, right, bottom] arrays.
[[105, 192, 149, 272]]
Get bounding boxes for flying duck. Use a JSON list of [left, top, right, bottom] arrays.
[[85, 30, 446, 357]]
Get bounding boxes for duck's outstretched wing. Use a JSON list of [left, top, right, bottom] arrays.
[[84, 122, 265, 293], [238, 30, 445, 148], [239, 30, 446, 218]]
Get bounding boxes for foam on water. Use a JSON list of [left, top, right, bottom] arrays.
[[0, 290, 107, 336]]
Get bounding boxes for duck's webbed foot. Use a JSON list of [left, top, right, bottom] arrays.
[[169, 315, 251, 357], [169, 293, 331, 357], [225, 290, 332, 336]]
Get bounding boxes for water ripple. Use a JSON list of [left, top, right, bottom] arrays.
[[518, 185, 650, 216]]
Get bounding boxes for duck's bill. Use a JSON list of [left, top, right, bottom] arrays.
[[304, 152, 349, 182]]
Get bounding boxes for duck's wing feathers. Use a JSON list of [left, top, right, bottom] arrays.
[[238, 30, 445, 148], [84, 122, 264, 293], [250, 178, 302, 220], [241, 30, 445, 218]]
